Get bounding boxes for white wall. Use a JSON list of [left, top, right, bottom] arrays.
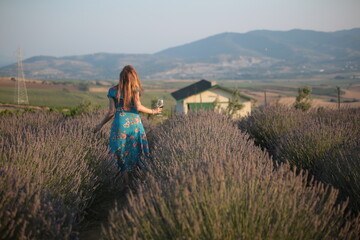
[[175, 101, 184, 113], [184, 89, 232, 104], [232, 101, 252, 119], [176, 87, 252, 117]]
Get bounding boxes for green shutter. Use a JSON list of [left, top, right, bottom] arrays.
[[188, 102, 214, 111]]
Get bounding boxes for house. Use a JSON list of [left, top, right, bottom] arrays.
[[171, 79, 255, 118]]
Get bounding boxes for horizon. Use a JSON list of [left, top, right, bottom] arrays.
[[1, 0, 360, 60], [4, 27, 360, 60]]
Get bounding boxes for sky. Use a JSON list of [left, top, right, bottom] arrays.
[[1, 0, 359, 59]]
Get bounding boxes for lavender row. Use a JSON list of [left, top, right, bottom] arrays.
[[0, 111, 117, 240], [239, 105, 360, 212], [102, 111, 360, 240]]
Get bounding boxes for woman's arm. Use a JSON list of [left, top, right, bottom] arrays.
[[134, 92, 162, 115], [93, 98, 116, 133]]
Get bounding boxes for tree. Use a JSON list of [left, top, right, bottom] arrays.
[[225, 89, 244, 118], [213, 96, 221, 113], [294, 86, 312, 111], [147, 98, 158, 119]]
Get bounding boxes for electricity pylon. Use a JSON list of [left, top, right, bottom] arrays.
[[15, 47, 29, 104]]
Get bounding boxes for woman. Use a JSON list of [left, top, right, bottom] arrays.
[[94, 65, 162, 172]]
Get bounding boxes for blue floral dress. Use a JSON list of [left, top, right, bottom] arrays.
[[107, 86, 150, 172]]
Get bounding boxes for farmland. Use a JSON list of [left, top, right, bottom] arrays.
[[1, 73, 360, 113], [0, 77, 177, 114]]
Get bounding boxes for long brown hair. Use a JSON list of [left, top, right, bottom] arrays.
[[116, 65, 143, 109]]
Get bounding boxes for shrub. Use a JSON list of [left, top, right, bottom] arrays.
[[0, 109, 13, 117], [274, 118, 355, 172], [321, 144, 360, 212], [0, 111, 116, 239], [67, 101, 100, 117], [0, 168, 73, 240], [102, 111, 360, 240], [239, 106, 360, 213], [140, 116, 158, 149], [294, 86, 312, 111], [238, 105, 308, 154]]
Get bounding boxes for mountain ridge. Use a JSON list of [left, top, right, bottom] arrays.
[[1, 28, 359, 80]]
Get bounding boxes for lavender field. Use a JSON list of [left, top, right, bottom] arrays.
[[239, 106, 360, 212], [0, 111, 118, 239], [1, 108, 360, 239]]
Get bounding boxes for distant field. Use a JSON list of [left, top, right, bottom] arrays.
[[0, 76, 176, 114], [1, 74, 359, 111], [218, 75, 360, 107], [0, 87, 108, 108]]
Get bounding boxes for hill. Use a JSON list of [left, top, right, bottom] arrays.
[[157, 29, 360, 60], [1, 28, 359, 80]]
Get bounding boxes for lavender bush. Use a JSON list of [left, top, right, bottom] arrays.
[[238, 105, 308, 154], [0, 111, 117, 239], [321, 144, 360, 212], [0, 168, 72, 240], [239, 105, 360, 212], [102, 111, 360, 240], [275, 118, 355, 171]]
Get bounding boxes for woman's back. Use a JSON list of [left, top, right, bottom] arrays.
[[94, 65, 162, 172], [107, 86, 138, 113], [107, 85, 149, 171]]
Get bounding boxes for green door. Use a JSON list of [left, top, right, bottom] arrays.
[[188, 102, 214, 111]]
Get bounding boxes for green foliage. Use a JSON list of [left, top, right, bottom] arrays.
[[294, 101, 312, 111], [150, 98, 158, 109], [294, 86, 312, 111], [0, 109, 35, 117], [214, 89, 245, 118], [145, 98, 158, 120], [225, 89, 244, 118], [24, 108, 36, 113], [66, 101, 101, 117], [0, 109, 14, 117]]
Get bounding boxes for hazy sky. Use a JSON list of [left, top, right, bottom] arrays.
[[1, 0, 359, 59]]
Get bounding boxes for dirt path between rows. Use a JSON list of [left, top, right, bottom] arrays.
[[76, 190, 128, 240]]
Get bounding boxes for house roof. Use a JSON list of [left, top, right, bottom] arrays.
[[171, 79, 255, 102], [171, 79, 212, 101]]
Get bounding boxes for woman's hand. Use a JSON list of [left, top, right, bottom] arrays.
[[153, 106, 163, 115], [93, 124, 103, 133]]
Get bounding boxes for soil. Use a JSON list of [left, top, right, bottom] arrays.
[[0, 77, 79, 91], [342, 89, 360, 99], [76, 189, 128, 240], [76, 172, 141, 240], [0, 103, 50, 111]]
